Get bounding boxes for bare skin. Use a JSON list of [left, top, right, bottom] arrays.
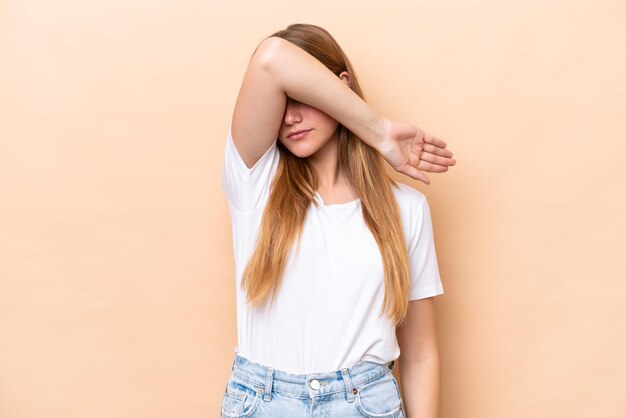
[[277, 74, 455, 204], [278, 76, 360, 204]]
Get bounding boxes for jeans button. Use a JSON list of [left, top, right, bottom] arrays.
[[309, 379, 320, 390]]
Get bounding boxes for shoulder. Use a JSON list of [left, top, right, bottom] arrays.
[[390, 182, 433, 236], [391, 181, 427, 210]]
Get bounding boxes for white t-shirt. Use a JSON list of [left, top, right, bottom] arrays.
[[220, 125, 444, 375]]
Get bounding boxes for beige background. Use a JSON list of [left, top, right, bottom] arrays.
[[1, 1, 625, 417]]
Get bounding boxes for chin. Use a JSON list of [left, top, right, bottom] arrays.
[[286, 142, 319, 158], [290, 150, 315, 159]]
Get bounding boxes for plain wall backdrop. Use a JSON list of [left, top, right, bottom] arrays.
[[1, 1, 625, 417]]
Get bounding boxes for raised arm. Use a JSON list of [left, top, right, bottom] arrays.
[[230, 38, 288, 169], [261, 36, 387, 150], [230, 35, 385, 169], [264, 37, 455, 184], [233, 36, 455, 183]]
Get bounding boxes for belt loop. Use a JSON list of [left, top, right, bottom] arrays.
[[231, 347, 237, 371], [340, 368, 355, 403], [263, 367, 274, 401]]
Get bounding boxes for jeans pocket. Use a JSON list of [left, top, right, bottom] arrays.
[[220, 376, 262, 418], [355, 370, 403, 418]]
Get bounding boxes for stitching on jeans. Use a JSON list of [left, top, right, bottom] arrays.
[[230, 374, 262, 391], [355, 369, 392, 389]]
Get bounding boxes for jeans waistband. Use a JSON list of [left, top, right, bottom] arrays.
[[229, 352, 396, 402]]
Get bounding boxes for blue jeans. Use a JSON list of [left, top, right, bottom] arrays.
[[220, 352, 405, 417]]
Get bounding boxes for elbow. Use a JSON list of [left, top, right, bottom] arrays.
[[399, 346, 441, 365], [251, 36, 285, 72]]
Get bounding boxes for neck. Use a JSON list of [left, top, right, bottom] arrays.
[[306, 135, 345, 191]]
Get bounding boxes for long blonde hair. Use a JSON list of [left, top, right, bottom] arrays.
[[241, 23, 411, 326]]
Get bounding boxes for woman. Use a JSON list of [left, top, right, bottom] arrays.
[[220, 23, 455, 418]]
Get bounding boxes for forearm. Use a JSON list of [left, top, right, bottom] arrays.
[[259, 36, 387, 149], [398, 357, 441, 418]]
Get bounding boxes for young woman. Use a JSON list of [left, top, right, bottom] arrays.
[[220, 24, 456, 418]]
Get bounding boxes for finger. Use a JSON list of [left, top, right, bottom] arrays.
[[420, 150, 456, 167], [422, 143, 454, 158], [417, 158, 450, 173], [423, 133, 447, 149]]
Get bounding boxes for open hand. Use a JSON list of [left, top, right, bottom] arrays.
[[375, 118, 456, 185]]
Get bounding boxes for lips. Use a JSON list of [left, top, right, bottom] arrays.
[[288, 129, 312, 138]]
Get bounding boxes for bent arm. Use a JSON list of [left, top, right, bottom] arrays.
[[261, 36, 387, 150]]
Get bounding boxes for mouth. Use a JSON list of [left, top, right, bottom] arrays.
[[288, 129, 312, 140]]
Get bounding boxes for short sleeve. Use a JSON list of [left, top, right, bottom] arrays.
[[408, 195, 445, 300], [220, 125, 280, 213]]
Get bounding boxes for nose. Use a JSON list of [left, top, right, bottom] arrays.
[[283, 103, 302, 126]]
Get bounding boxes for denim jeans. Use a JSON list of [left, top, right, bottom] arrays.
[[220, 352, 404, 417]]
